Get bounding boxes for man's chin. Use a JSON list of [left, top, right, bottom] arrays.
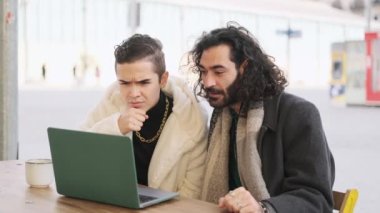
[[208, 100, 227, 108], [208, 97, 238, 109]]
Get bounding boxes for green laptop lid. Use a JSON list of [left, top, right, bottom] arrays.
[[47, 127, 140, 208]]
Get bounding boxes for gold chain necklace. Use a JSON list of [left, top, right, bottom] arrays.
[[135, 96, 169, 143]]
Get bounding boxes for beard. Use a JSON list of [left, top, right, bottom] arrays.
[[204, 74, 241, 108]]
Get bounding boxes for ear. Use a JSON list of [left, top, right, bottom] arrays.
[[239, 59, 248, 75], [160, 71, 169, 88]]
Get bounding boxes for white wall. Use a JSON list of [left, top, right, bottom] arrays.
[[19, 0, 366, 88]]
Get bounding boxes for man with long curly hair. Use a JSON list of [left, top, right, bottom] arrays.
[[190, 23, 335, 212]]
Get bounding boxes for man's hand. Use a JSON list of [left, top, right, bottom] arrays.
[[118, 108, 148, 134], [218, 187, 263, 213]]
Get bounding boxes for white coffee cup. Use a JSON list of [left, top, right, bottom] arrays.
[[25, 159, 54, 188]]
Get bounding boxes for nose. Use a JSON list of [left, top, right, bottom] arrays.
[[129, 85, 141, 98], [202, 72, 216, 88]]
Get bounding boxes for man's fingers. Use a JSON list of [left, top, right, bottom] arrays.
[[219, 187, 260, 213], [218, 197, 225, 208], [219, 194, 239, 212], [129, 108, 148, 121], [118, 107, 150, 133]]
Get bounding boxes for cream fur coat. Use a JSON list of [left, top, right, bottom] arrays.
[[80, 76, 208, 199]]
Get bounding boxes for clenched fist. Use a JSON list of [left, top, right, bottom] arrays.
[[118, 108, 149, 134]]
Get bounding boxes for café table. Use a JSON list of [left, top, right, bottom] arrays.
[[0, 160, 221, 213]]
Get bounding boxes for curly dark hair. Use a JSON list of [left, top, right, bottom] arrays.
[[114, 34, 166, 78], [190, 23, 287, 105]]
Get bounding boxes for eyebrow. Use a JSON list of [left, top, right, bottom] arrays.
[[199, 64, 226, 70], [209, 65, 225, 70], [118, 78, 151, 83]]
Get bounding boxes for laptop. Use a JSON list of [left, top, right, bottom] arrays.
[[47, 127, 179, 209]]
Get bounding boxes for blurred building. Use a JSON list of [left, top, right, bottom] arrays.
[[318, 0, 380, 20], [373, 0, 380, 21], [18, 0, 380, 88]]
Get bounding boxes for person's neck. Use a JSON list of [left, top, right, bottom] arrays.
[[146, 91, 165, 117]]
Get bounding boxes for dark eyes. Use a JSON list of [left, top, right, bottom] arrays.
[[199, 69, 224, 75], [119, 81, 128, 85]]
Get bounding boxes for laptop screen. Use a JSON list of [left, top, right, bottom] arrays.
[[48, 127, 178, 209]]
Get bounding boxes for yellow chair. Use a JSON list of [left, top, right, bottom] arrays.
[[333, 189, 359, 213]]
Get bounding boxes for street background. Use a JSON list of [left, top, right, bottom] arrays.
[[19, 86, 380, 212]]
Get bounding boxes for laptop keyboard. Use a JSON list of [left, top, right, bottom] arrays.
[[139, 194, 157, 203]]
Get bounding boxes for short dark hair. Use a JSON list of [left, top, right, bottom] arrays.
[[190, 22, 287, 103], [114, 34, 166, 77]]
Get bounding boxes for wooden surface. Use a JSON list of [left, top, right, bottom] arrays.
[[0, 160, 220, 213]]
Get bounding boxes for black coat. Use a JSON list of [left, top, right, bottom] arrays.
[[258, 92, 335, 212]]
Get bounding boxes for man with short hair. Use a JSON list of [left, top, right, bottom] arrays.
[[81, 34, 208, 199], [190, 24, 334, 212]]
